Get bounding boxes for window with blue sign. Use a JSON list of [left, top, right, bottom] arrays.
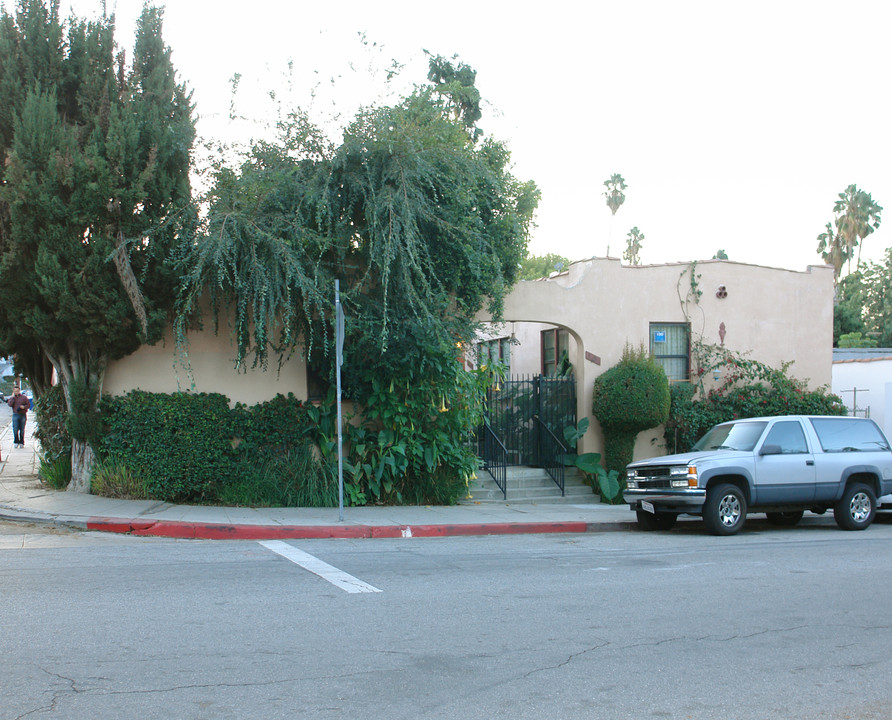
[[650, 323, 689, 382]]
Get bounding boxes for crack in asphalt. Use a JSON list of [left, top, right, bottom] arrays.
[[522, 624, 812, 678], [14, 669, 77, 719], [21, 665, 370, 705]]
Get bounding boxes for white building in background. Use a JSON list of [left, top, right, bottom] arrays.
[[832, 349, 892, 439]]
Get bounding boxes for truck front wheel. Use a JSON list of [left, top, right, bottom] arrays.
[[833, 482, 876, 531], [703, 484, 747, 536]]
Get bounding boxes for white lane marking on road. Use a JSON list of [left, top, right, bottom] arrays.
[[259, 540, 382, 594]]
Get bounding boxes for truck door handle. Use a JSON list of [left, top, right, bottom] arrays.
[[806, 460, 815, 466]]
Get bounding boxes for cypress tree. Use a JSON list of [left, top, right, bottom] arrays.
[[0, 1, 195, 491]]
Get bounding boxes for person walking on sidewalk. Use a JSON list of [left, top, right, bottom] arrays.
[[8, 386, 30, 448]]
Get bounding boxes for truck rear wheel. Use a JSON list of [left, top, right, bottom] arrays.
[[703, 484, 747, 536], [636, 510, 677, 531], [833, 482, 876, 531]]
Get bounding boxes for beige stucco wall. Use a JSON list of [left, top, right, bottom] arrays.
[[104, 257, 833, 461], [478, 257, 835, 460], [103, 320, 307, 407]]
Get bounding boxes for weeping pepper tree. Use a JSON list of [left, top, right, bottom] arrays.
[[0, 1, 195, 491], [177, 56, 539, 501]]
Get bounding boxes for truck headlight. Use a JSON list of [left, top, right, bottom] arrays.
[[669, 465, 698, 488]]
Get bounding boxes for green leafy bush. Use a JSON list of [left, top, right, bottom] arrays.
[[592, 346, 671, 432], [665, 349, 846, 454], [82, 373, 486, 507], [231, 393, 312, 460], [592, 346, 670, 503], [95, 391, 329, 505], [33, 384, 71, 464], [301, 332, 492, 507]]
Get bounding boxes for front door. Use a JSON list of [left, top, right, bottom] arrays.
[[754, 420, 816, 504]]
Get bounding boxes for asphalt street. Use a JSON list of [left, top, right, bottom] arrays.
[[3, 521, 892, 719]]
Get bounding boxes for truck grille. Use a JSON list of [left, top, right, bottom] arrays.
[[636, 478, 672, 489], [631, 466, 673, 489]]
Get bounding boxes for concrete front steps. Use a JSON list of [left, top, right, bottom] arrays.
[[461, 466, 599, 504]]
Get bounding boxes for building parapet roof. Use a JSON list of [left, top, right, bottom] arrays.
[[833, 348, 892, 364]]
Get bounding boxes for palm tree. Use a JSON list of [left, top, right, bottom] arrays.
[[623, 226, 644, 265], [604, 173, 627, 215], [833, 184, 882, 274], [817, 221, 846, 284], [603, 173, 626, 255]]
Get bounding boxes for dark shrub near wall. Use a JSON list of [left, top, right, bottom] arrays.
[[96, 391, 313, 503], [98, 391, 239, 502]]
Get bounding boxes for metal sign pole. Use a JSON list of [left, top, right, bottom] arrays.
[[335, 280, 345, 521]]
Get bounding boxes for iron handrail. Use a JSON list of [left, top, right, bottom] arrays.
[[534, 415, 567, 495], [481, 422, 508, 500]]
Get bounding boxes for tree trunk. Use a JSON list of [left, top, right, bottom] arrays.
[[112, 228, 148, 340], [69, 439, 95, 493], [44, 346, 107, 494]]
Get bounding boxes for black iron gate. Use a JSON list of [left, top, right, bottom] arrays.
[[480, 375, 576, 496]]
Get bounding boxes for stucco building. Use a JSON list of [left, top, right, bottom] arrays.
[[474, 257, 835, 459], [104, 256, 835, 464]]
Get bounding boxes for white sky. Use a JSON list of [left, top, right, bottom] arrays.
[[16, 0, 892, 272]]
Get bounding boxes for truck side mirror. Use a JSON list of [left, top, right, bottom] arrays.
[[759, 444, 782, 456]]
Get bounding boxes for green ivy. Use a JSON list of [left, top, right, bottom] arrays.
[[97, 391, 237, 503]]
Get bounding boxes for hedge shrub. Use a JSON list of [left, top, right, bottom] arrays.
[[592, 346, 670, 502], [95, 391, 318, 504], [97, 391, 237, 503], [84, 382, 482, 507]]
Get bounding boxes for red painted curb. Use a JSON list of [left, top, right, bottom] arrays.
[[85, 517, 598, 540], [401, 522, 591, 537]]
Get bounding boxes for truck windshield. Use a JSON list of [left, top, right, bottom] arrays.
[[693, 421, 768, 452]]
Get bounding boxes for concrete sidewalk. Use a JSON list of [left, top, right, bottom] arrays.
[[0, 420, 638, 539]]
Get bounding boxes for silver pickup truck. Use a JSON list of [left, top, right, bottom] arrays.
[[624, 415, 892, 535]]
